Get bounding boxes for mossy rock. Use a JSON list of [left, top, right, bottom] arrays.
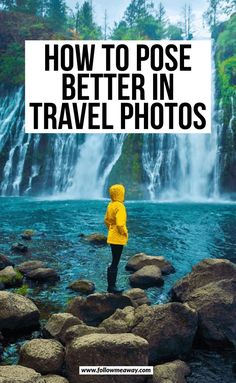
[[0, 267, 23, 288]]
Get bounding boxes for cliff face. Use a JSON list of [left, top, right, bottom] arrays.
[[214, 13, 236, 195]]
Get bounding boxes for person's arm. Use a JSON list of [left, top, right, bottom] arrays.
[[116, 204, 128, 235], [104, 208, 110, 229]]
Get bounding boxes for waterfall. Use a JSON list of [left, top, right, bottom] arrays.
[[0, 43, 227, 202], [64, 134, 125, 199], [142, 42, 221, 201], [0, 87, 125, 198]]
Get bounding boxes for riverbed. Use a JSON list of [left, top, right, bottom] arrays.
[[0, 197, 236, 381]]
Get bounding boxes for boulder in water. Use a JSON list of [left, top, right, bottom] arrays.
[[123, 288, 150, 307], [0, 266, 23, 288], [64, 324, 107, 344], [11, 242, 28, 253], [67, 292, 133, 325], [0, 291, 40, 331], [147, 360, 190, 383], [0, 253, 14, 270], [21, 229, 35, 240], [19, 339, 65, 374], [0, 365, 45, 383], [26, 268, 60, 282], [171, 258, 236, 302], [126, 253, 175, 275], [43, 313, 83, 344], [68, 279, 95, 294], [129, 265, 164, 288], [80, 233, 107, 246], [66, 333, 149, 383], [17, 260, 45, 276]]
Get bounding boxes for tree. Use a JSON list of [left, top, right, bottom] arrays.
[[182, 3, 194, 39], [167, 24, 183, 40], [0, 0, 15, 10], [124, 0, 151, 27], [46, 0, 67, 31], [203, 0, 221, 30], [75, 1, 102, 39], [112, 0, 166, 40], [156, 2, 168, 38], [0, 0, 46, 15]]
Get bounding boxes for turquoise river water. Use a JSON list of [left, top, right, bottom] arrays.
[[0, 198, 236, 382]]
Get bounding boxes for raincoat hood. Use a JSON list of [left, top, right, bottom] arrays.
[[109, 184, 125, 203]]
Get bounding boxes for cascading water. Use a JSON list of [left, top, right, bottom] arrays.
[[142, 43, 221, 201], [0, 86, 125, 198], [64, 134, 125, 199], [0, 42, 227, 202]]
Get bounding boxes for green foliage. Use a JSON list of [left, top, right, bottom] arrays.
[[15, 284, 29, 296], [108, 135, 145, 199], [166, 24, 183, 40], [75, 1, 102, 39], [111, 0, 184, 40], [0, 0, 45, 15], [0, 43, 24, 85], [203, 0, 235, 33], [46, 0, 67, 31], [216, 14, 236, 62], [0, 269, 23, 286]]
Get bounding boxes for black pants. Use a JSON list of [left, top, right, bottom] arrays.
[[110, 244, 123, 270]]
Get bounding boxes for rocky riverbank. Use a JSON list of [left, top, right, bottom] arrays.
[[0, 231, 236, 382]]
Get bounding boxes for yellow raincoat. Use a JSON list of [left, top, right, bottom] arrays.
[[104, 184, 128, 245]]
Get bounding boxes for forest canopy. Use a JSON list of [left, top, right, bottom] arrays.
[[0, 0, 235, 85]]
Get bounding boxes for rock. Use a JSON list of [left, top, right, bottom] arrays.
[[0, 253, 14, 270], [68, 279, 95, 294], [0, 291, 40, 331], [17, 261, 45, 275], [100, 302, 197, 363], [26, 268, 60, 282], [21, 229, 35, 240], [44, 375, 69, 383], [0, 365, 45, 382], [180, 278, 236, 347], [67, 293, 133, 325], [43, 313, 83, 344], [129, 265, 164, 288], [99, 306, 136, 334], [131, 303, 197, 363], [66, 333, 149, 383], [123, 288, 150, 307], [0, 266, 23, 288], [147, 360, 190, 383], [11, 242, 28, 253], [19, 339, 65, 375], [171, 258, 236, 302], [126, 253, 175, 275], [80, 233, 107, 246], [64, 324, 107, 344]]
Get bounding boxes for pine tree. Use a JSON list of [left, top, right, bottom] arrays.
[[46, 0, 67, 31], [124, 0, 150, 27], [75, 1, 102, 39], [156, 2, 168, 38], [182, 3, 194, 39]]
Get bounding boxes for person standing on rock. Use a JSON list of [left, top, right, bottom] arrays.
[[104, 184, 128, 293]]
